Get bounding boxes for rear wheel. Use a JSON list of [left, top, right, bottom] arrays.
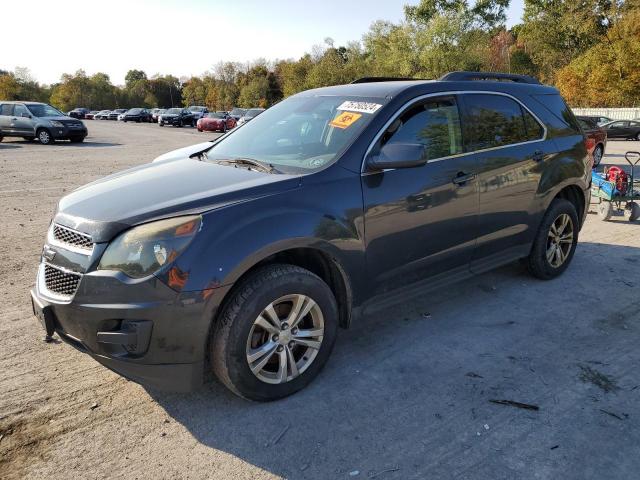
[[526, 199, 579, 280], [37, 128, 54, 145], [211, 264, 338, 401], [178, 119, 183, 128], [592, 145, 603, 167]]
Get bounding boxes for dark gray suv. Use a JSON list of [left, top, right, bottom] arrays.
[[0, 101, 88, 144], [31, 72, 591, 401]]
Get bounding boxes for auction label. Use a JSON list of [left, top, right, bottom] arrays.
[[337, 101, 382, 114], [330, 111, 362, 129]]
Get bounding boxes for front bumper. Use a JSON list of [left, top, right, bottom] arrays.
[[31, 260, 231, 391], [51, 126, 88, 139]]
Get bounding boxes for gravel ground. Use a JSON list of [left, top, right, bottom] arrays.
[[1, 122, 639, 480]]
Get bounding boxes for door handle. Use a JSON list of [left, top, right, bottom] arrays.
[[452, 172, 476, 185], [532, 150, 544, 162]]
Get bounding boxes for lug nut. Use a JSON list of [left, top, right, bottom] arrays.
[[277, 345, 284, 352], [291, 327, 298, 335], [272, 335, 279, 342], [281, 323, 289, 330], [288, 341, 295, 348]]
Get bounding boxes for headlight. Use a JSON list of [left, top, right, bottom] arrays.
[[98, 216, 201, 278], [50, 121, 64, 127]]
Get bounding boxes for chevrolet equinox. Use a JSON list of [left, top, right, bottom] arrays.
[[31, 72, 591, 401]]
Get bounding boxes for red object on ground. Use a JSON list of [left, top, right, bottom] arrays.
[[605, 166, 629, 194]]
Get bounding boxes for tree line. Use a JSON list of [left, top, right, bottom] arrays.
[[1, 0, 638, 110]]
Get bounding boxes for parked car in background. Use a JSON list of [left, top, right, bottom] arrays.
[[187, 106, 208, 120], [159, 108, 196, 127], [94, 110, 111, 120], [602, 120, 640, 140], [0, 101, 87, 145], [237, 107, 265, 126], [109, 109, 127, 120], [123, 108, 152, 123], [30, 72, 591, 400], [85, 111, 99, 120], [229, 107, 246, 121], [591, 116, 612, 126], [197, 111, 236, 132], [577, 116, 607, 166], [69, 108, 90, 119], [151, 108, 165, 122]]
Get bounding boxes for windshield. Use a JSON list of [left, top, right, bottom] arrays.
[[207, 112, 225, 118], [230, 108, 245, 116], [166, 108, 181, 114], [189, 106, 205, 112], [128, 108, 141, 114], [245, 109, 264, 118], [205, 95, 386, 173], [27, 104, 64, 117]]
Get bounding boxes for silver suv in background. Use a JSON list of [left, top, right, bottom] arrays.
[[0, 102, 88, 145]]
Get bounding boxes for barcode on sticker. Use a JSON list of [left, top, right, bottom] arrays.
[[337, 101, 383, 114]]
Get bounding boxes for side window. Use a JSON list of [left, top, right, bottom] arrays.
[[531, 94, 581, 134], [380, 97, 463, 161], [0, 104, 14, 116], [522, 108, 544, 141], [462, 94, 533, 150], [14, 104, 29, 117], [610, 121, 627, 128]]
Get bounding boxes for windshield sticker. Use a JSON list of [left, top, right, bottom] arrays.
[[330, 111, 362, 129], [337, 101, 382, 114]]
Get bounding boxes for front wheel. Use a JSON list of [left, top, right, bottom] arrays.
[[598, 201, 613, 221], [625, 202, 640, 222], [525, 199, 579, 280], [211, 264, 338, 401], [37, 128, 54, 145]]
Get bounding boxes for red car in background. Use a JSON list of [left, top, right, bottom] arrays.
[[197, 111, 236, 133], [577, 116, 607, 167]]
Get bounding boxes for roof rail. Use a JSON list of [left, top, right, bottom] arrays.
[[350, 77, 418, 84], [439, 71, 541, 85]]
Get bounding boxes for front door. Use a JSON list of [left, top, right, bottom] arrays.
[[362, 95, 480, 297], [11, 104, 36, 136], [0, 104, 15, 134], [606, 121, 629, 139]]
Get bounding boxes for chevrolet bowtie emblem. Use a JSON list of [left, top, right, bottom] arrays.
[[42, 245, 56, 262]]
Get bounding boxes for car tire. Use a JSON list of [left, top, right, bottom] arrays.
[[37, 128, 54, 145], [592, 144, 603, 167], [178, 119, 183, 128], [525, 198, 579, 280], [0, 136, 3, 142], [211, 264, 338, 401], [625, 202, 640, 222], [197, 128, 202, 132], [159, 122, 164, 127], [598, 201, 613, 221]]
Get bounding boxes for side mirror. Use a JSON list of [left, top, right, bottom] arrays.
[[367, 142, 428, 170]]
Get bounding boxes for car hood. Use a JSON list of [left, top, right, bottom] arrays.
[[152, 141, 214, 163], [54, 158, 300, 242]]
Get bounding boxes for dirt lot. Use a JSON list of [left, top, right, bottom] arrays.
[[1, 121, 639, 480]]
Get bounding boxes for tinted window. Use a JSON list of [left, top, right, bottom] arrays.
[[26, 104, 64, 117], [577, 117, 597, 129], [531, 94, 581, 134], [463, 94, 530, 150], [1, 104, 14, 116], [380, 97, 463, 160], [609, 121, 627, 128], [523, 109, 544, 140]]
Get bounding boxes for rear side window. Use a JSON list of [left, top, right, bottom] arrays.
[[0, 104, 14, 116], [380, 97, 463, 160], [532, 94, 581, 134], [462, 94, 541, 150]]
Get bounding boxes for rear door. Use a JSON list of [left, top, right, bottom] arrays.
[[362, 95, 480, 295], [606, 121, 629, 138], [12, 104, 35, 136], [0, 103, 15, 133], [458, 93, 553, 272]]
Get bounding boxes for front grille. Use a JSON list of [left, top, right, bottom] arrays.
[[52, 224, 94, 251], [44, 264, 81, 296]]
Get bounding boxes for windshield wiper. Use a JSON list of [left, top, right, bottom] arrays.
[[211, 157, 281, 174]]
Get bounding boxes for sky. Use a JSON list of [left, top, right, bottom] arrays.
[[3, 0, 526, 85]]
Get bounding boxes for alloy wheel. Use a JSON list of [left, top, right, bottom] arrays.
[[39, 130, 50, 144], [246, 294, 324, 384], [546, 213, 574, 268]]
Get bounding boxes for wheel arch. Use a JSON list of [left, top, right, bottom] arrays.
[[552, 184, 586, 225]]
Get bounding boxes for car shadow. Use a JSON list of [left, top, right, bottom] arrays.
[[0, 143, 22, 150], [145, 241, 640, 479]]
